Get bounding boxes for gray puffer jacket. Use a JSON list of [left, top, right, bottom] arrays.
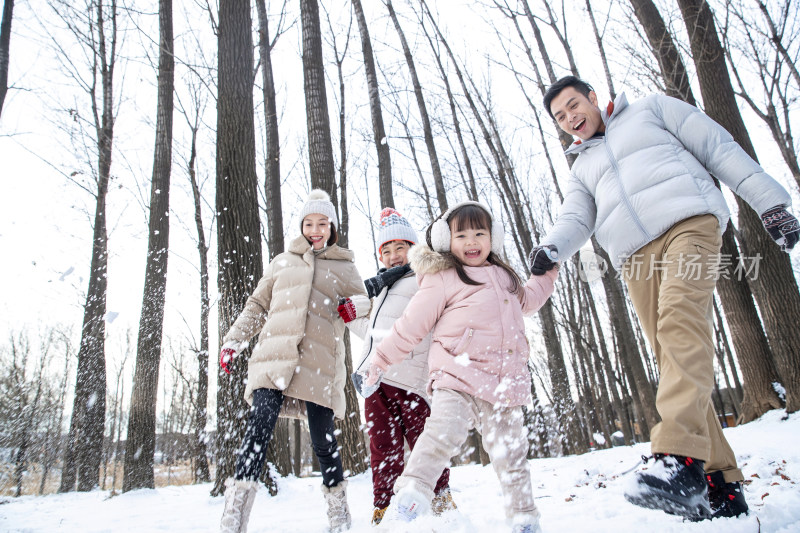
[[349, 270, 431, 403], [543, 93, 791, 269]]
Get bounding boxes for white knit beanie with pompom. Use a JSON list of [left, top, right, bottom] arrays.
[[300, 189, 338, 227]]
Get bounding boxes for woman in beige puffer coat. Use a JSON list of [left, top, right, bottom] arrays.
[[218, 190, 369, 533]]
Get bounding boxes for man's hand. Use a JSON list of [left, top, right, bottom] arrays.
[[364, 264, 412, 298], [529, 245, 559, 275], [761, 206, 800, 251]]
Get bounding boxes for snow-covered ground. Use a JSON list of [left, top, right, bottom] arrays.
[[2, 409, 798, 532]]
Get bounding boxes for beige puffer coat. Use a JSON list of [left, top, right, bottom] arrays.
[[223, 235, 368, 419]]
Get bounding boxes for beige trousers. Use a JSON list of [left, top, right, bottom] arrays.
[[394, 388, 538, 520], [622, 214, 742, 482]]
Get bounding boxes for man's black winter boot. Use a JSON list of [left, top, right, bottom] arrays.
[[706, 470, 749, 519], [624, 454, 711, 520]]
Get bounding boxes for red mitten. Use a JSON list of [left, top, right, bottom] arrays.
[[219, 347, 237, 374], [337, 297, 357, 323]]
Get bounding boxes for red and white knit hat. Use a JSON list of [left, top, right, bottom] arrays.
[[377, 208, 418, 252]]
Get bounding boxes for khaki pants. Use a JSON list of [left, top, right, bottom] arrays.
[[394, 388, 538, 520], [622, 214, 742, 482]]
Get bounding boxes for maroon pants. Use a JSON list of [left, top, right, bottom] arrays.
[[366, 382, 450, 508]]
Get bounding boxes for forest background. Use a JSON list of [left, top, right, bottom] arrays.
[[0, 0, 798, 499]]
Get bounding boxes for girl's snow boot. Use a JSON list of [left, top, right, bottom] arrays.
[[322, 480, 352, 532], [511, 511, 542, 533], [220, 478, 259, 533]]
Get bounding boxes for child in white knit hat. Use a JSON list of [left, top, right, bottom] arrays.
[[218, 189, 369, 533], [345, 207, 455, 525]]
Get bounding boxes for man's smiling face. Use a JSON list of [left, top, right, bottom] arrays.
[[550, 86, 604, 141]]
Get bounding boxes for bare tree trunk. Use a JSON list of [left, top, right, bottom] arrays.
[[256, 0, 292, 481], [716, 227, 782, 422], [723, 3, 800, 188], [627, 0, 696, 104], [630, 0, 782, 422], [385, 0, 447, 211], [677, 0, 800, 413], [255, 0, 284, 258], [756, 0, 800, 89], [351, 0, 393, 208], [303, 0, 367, 475], [214, 0, 264, 496], [583, 282, 635, 444], [585, 0, 616, 99], [186, 100, 210, 484], [418, 16, 478, 200], [59, 0, 117, 493], [124, 0, 174, 492], [301, 0, 338, 206], [0, 0, 13, 117]]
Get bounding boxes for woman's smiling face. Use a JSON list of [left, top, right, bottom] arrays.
[[302, 214, 331, 249]]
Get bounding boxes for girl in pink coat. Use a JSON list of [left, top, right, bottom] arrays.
[[363, 201, 558, 533]]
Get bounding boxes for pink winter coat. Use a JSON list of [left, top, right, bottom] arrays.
[[373, 245, 558, 407]]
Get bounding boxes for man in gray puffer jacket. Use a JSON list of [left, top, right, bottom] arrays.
[[530, 76, 799, 521]]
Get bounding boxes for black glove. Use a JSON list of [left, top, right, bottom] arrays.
[[364, 264, 412, 298], [761, 206, 800, 251], [529, 245, 559, 276]]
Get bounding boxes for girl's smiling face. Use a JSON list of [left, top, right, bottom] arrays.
[[450, 224, 491, 267], [302, 214, 331, 250]]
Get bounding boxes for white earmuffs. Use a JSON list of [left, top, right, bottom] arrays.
[[429, 201, 504, 255]]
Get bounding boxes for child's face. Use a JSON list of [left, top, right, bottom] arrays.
[[550, 86, 604, 141], [450, 223, 491, 267], [302, 214, 332, 250], [379, 240, 411, 268]]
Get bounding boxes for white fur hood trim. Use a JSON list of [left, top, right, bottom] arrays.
[[409, 244, 455, 276]]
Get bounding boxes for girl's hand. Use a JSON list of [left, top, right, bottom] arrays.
[[360, 365, 383, 398]]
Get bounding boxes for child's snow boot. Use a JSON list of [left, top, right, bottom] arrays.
[[220, 478, 259, 533], [322, 480, 352, 532], [706, 470, 749, 519], [371, 506, 387, 525], [624, 454, 711, 520], [431, 486, 457, 515], [389, 481, 432, 522], [510, 512, 542, 533]]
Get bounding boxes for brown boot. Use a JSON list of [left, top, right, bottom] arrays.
[[431, 487, 457, 515], [371, 506, 387, 525]]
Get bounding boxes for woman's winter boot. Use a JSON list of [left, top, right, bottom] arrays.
[[322, 480, 352, 532], [220, 478, 259, 533]]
